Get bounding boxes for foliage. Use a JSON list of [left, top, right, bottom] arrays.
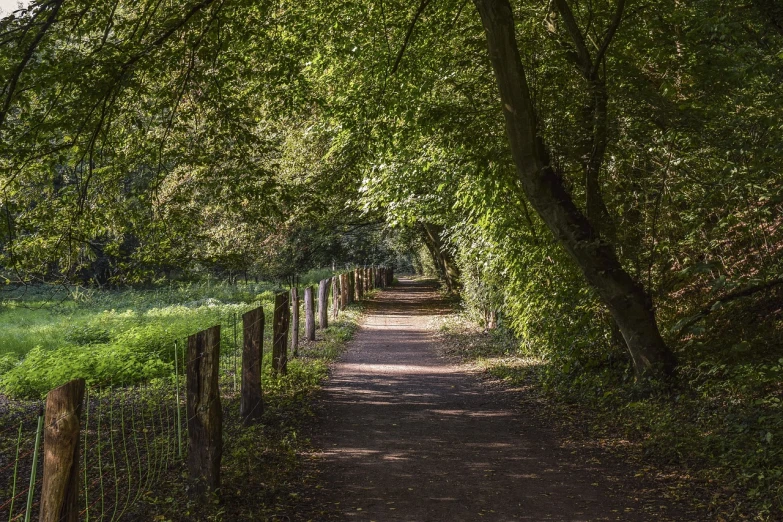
[[1, 0, 782, 517]]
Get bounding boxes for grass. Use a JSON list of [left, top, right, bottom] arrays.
[[435, 301, 783, 521], [0, 273, 366, 520], [0, 269, 339, 398]]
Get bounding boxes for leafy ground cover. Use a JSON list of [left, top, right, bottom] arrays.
[[434, 291, 783, 521]]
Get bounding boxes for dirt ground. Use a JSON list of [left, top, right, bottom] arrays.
[[310, 278, 697, 521]]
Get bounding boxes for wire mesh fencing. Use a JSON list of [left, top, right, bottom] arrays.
[[0, 404, 44, 522], [0, 271, 387, 521], [0, 310, 253, 522]]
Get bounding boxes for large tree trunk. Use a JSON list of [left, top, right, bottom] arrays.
[[472, 0, 676, 378]]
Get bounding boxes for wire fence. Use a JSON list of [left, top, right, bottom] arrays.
[[0, 267, 392, 521], [0, 312, 247, 522]]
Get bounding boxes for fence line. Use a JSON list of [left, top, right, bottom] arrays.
[[0, 266, 394, 520]]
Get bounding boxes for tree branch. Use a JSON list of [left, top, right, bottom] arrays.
[[553, 0, 593, 76], [591, 0, 626, 77], [0, 0, 64, 130], [390, 0, 433, 75], [672, 277, 783, 335]]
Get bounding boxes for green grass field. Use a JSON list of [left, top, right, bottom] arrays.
[[0, 269, 336, 398]]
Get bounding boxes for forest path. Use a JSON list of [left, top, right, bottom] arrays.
[[311, 278, 682, 521]]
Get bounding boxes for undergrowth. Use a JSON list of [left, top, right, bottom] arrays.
[[436, 299, 783, 521]]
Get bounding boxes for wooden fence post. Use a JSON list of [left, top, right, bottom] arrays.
[[304, 286, 315, 341], [318, 279, 329, 329], [273, 292, 290, 374], [39, 378, 85, 522], [355, 268, 362, 301], [187, 326, 222, 495], [347, 271, 354, 305], [340, 273, 349, 311], [332, 276, 339, 320], [290, 287, 299, 357], [241, 308, 264, 424]]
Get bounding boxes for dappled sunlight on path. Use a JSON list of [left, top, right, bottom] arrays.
[[313, 278, 676, 521]]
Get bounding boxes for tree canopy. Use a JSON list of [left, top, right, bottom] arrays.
[[2, 0, 781, 373]]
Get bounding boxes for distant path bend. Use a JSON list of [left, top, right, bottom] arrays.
[[313, 278, 685, 521]]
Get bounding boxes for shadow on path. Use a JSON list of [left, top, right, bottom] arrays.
[[312, 278, 683, 521]]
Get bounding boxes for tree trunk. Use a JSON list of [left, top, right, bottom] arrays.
[[240, 307, 263, 424], [472, 0, 676, 378], [318, 278, 329, 328], [186, 326, 223, 494]]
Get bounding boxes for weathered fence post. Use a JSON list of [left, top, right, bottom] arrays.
[[318, 279, 329, 329], [332, 276, 339, 320], [290, 286, 299, 357], [340, 273, 349, 311], [365, 267, 371, 293], [355, 268, 362, 301], [347, 271, 354, 305], [273, 292, 290, 374], [304, 286, 315, 341], [241, 308, 264, 424], [39, 378, 85, 522], [187, 326, 222, 495]]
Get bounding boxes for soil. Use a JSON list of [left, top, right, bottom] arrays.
[[311, 278, 696, 521]]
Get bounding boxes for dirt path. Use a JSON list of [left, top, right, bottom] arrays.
[[312, 278, 686, 521]]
